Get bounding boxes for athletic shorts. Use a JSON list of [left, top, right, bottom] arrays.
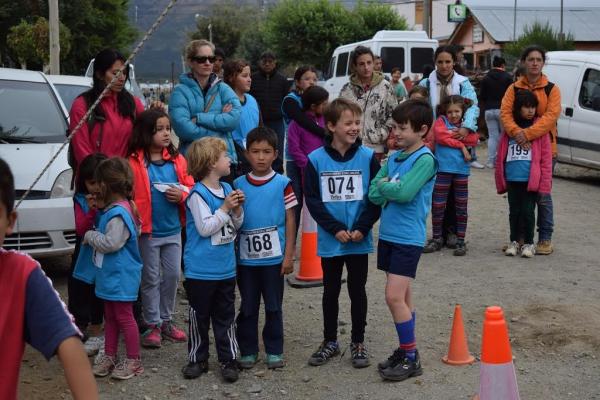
[[377, 239, 423, 279]]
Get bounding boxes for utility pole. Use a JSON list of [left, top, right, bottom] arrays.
[[559, 0, 564, 44], [423, 0, 431, 38], [513, 0, 517, 40], [49, 0, 60, 74], [208, 23, 213, 43]]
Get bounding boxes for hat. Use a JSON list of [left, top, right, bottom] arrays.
[[260, 51, 276, 61]]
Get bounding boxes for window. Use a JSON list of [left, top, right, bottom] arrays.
[[579, 68, 600, 111], [336, 52, 349, 77], [381, 47, 405, 73], [326, 56, 336, 80], [410, 48, 434, 73]]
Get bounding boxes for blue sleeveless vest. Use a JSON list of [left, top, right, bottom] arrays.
[[234, 173, 289, 266], [435, 116, 471, 176], [184, 182, 237, 280], [94, 203, 143, 301], [307, 146, 374, 257], [379, 146, 437, 247], [72, 193, 98, 284]]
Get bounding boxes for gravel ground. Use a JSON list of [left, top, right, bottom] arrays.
[[19, 149, 600, 400]]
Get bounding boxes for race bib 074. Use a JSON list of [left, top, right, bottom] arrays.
[[211, 221, 236, 245], [239, 226, 282, 260], [320, 170, 363, 202], [506, 143, 532, 162]]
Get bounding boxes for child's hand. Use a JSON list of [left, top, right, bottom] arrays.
[[462, 147, 472, 162], [234, 189, 245, 206], [85, 193, 96, 210], [281, 257, 294, 276], [335, 230, 352, 243], [165, 187, 183, 203], [350, 230, 364, 242]]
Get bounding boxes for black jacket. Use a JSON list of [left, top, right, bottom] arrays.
[[249, 69, 291, 122], [480, 68, 513, 111], [304, 137, 381, 237]]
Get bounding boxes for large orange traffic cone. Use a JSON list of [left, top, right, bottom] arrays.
[[442, 304, 475, 365], [477, 306, 520, 400], [287, 201, 323, 288]]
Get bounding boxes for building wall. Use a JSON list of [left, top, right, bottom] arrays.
[[392, 1, 457, 39]]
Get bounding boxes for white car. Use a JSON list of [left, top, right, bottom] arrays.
[[0, 68, 75, 257], [84, 59, 147, 108], [47, 74, 92, 111]]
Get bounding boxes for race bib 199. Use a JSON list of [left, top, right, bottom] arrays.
[[211, 221, 236, 245], [320, 170, 363, 202], [239, 226, 282, 260], [506, 143, 531, 162]]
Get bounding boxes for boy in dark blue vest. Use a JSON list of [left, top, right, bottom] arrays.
[[368, 100, 438, 381], [304, 98, 381, 369], [234, 127, 298, 370]]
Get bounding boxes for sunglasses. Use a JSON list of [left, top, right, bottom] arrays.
[[192, 56, 216, 64]]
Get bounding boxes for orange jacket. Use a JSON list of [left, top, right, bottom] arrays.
[[129, 148, 195, 235], [500, 74, 561, 155]]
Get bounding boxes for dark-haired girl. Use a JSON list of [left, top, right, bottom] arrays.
[[128, 109, 194, 349]]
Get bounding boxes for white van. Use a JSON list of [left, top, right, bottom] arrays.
[[544, 51, 600, 169], [323, 30, 438, 97]]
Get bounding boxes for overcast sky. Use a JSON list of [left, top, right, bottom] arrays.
[[464, 0, 598, 7]]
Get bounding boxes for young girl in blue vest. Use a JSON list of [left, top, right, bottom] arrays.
[[86, 157, 144, 380], [182, 137, 244, 383], [426, 95, 479, 256], [304, 98, 381, 369], [128, 109, 194, 349], [368, 100, 437, 382], [70, 153, 107, 357]]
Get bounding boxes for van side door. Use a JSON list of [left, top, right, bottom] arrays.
[[569, 65, 600, 167]]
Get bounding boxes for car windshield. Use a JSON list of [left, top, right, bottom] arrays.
[[0, 80, 67, 143], [54, 83, 90, 110]]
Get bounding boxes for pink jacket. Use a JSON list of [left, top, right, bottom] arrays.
[[495, 131, 552, 195]]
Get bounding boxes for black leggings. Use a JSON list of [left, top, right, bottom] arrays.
[[68, 238, 103, 330], [321, 254, 368, 343]]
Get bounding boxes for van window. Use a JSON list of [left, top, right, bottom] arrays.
[[326, 56, 336, 80], [336, 52, 349, 77], [410, 48, 434, 73], [381, 47, 405, 73], [579, 68, 600, 111]]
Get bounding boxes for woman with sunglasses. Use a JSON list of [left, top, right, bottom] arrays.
[[170, 39, 242, 183]]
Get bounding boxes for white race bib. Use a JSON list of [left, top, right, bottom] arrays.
[[506, 143, 532, 162], [320, 170, 363, 202], [93, 250, 103, 268], [239, 226, 282, 260], [211, 221, 236, 245]]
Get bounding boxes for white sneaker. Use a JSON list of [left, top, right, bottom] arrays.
[[470, 161, 485, 169], [505, 241, 520, 256], [84, 335, 105, 356], [485, 162, 495, 169], [521, 244, 536, 258]]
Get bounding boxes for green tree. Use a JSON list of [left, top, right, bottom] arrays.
[[350, 1, 408, 43], [236, 24, 270, 69], [504, 21, 575, 62]]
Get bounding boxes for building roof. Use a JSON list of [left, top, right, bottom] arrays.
[[461, 2, 600, 42]]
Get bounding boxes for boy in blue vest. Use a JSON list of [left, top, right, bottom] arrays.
[[234, 127, 298, 370], [368, 100, 437, 381], [182, 137, 245, 383], [304, 98, 381, 369]]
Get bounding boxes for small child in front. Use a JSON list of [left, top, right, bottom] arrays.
[[368, 100, 437, 382], [182, 137, 244, 383], [234, 127, 297, 370], [304, 98, 381, 369]]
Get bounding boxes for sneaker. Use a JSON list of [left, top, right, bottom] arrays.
[[92, 352, 116, 377], [182, 360, 208, 379], [521, 243, 536, 258], [505, 241, 520, 257], [470, 160, 485, 169], [536, 240, 553, 255], [444, 232, 458, 249], [379, 349, 423, 382], [220, 360, 239, 383], [485, 162, 495, 169], [378, 348, 404, 372], [423, 238, 443, 253], [453, 241, 467, 256], [350, 342, 370, 368], [84, 335, 104, 357], [161, 321, 187, 342], [265, 353, 285, 369], [238, 353, 259, 369], [308, 341, 340, 366], [141, 325, 162, 348], [111, 358, 144, 380]]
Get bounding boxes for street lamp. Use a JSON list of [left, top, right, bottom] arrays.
[[195, 14, 213, 43]]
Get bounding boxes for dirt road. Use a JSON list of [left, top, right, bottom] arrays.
[[19, 153, 600, 400]]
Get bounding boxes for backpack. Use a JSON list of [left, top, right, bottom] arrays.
[[513, 81, 555, 98]]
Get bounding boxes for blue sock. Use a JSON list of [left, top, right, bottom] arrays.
[[395, 319, 416, 360]]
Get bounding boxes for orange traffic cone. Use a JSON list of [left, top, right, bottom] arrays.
[[442, 304, 475, 365], [478, 306, 520, 400], [287, 201, 323, 288]]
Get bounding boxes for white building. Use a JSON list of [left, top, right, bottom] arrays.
[[391, 0, 458, 41]]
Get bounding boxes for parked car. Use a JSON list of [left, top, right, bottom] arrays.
[[84, 59, 147, 107], [544, 51, 600, 169], [0, 68, 75, 257], [47, 75, 92, 111], [323, 30, 438, 97]]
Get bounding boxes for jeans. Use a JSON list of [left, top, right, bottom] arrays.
[[485, 109, 502, 165], [537, 159, 556, 241]]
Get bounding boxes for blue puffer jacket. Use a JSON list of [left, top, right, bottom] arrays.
[[170, 73, 242, 161]]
